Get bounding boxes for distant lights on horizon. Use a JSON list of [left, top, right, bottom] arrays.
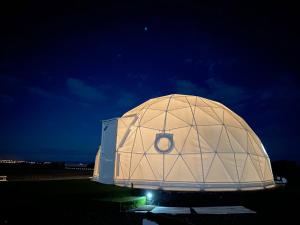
[[0, 159, 26, 164]]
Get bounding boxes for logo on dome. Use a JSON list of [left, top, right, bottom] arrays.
[[154, 133, 174, 153]]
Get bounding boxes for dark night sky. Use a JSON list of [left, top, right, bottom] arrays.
[[0, 1, 299, 162]]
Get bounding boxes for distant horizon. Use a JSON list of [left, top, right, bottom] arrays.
[[0, 157, 94, 164], [1, 154, 299, 165]]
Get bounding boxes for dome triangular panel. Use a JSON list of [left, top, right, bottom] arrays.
[[165, 156, 196, 182], [205, 154, 234, 183]]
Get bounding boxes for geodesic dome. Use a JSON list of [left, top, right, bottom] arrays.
[[94, 94, 274, 191]]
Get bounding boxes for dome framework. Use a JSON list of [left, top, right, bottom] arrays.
[[94, 94, 274, 191]]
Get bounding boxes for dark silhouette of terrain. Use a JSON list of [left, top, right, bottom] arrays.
[[0, 160, 299, 225]]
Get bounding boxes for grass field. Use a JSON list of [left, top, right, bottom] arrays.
[[0, 179, 299, 225], [1, 161, 300, 225], [0, 179, 142, 225]]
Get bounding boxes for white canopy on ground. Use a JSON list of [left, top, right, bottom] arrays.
[[93, 94, 274, 191]]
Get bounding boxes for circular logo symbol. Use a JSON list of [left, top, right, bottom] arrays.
[[154, 133, 174, 153]]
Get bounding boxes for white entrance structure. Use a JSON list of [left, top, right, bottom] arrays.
[[93, 94, 274, 191]]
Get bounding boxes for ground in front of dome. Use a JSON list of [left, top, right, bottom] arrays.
[[0, 175, 299, 225]]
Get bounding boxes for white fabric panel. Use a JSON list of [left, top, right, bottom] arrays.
[[194, 97, 209, 107], [185, 95, 197, 106], [202, 98, 222, 108], [247, 132, 265, 156], [146, 154, 163, 180], [216, 127, 233, 153], [181, 128, 201, 154], [148, 98, 170, 111], [117, 115, 137, 148], [140, 109, 165, 125], [173, 96, 190, 104], [211, 108, 224, 122], [115, 152, 131, 179], [198, 125, 222, 152], [165, 113, 189, 130], [130, 155, 157, 180], [227, 127, 247, 153], [139, 127, 157, 151], [172, 127, 192, 152], [205, 155, 235, 183], [200, 107, 222, 123], [194, 107, 221, 126], [218, 153, 239, 182], [224, 110, 243, 128], [117, 127, 137, 153], [132, 128, 144, 154], [240, 156, 261, 182], [99, 119, 118, 184], [182, 154, 204, 182], [168, 107, 194, 125], [165, 156, 196, 182], [227, 128, 247, 153], [264, 158, 274, 180], [258, 156, 267, 180], [164, 154, 180, 180], [202, 153, 215, 180], [142, 112, 166, 130], [235, 153, 248, 181], [168, 98, 190, 110]]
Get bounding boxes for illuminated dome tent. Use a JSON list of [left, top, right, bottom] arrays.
[[93, 94, 274, 191]]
